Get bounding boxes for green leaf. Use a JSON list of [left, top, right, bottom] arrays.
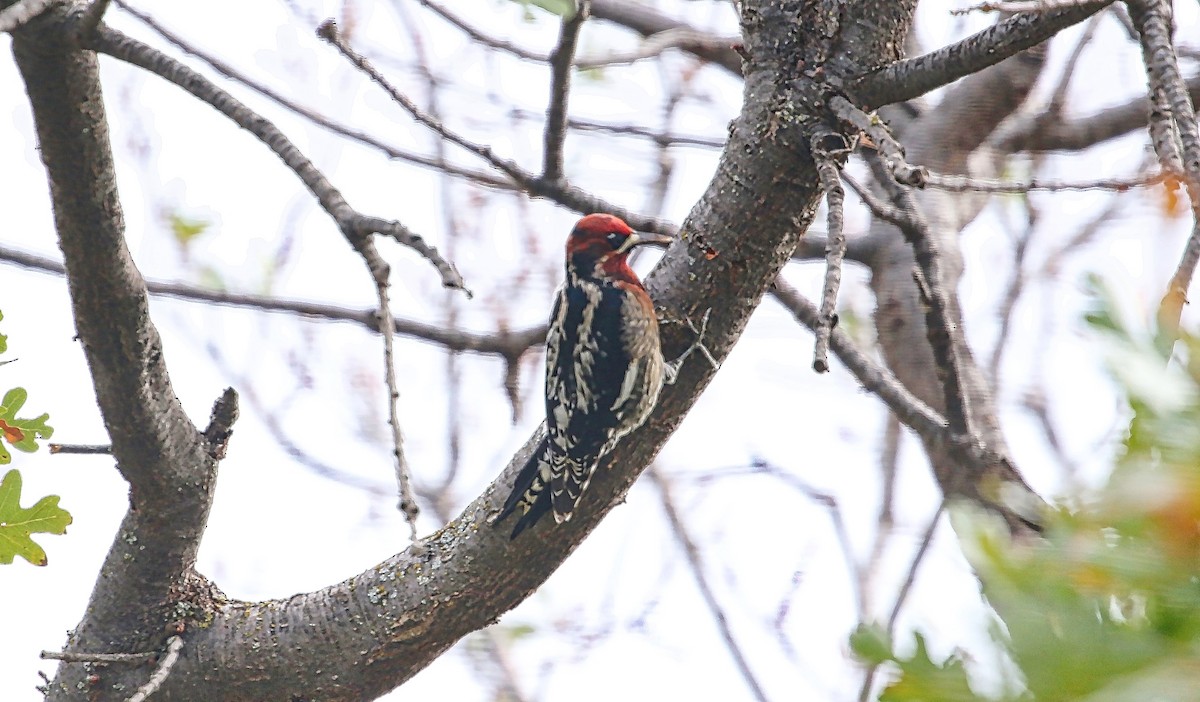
[[881, 634, 979, 702], [0, 308, 7, 355], [0, 387, 54, 464], [849, 622, 893, 665], [512, 0, 577, 19], [0, 469, 71, 566], [167, 212, 210, 250]]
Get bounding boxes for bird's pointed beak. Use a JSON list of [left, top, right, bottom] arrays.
[[619, 231, 674, 253]]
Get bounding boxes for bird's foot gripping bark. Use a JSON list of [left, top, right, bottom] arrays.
[[665, 309, 720, 384]]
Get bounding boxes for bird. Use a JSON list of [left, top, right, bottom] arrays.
[[492, 213, 677, 539]]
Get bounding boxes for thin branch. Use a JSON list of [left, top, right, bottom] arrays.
[[416, 0, 548, 62], [860, 414, 901, 617], [589, 0, 742, 75], [112, 0, 513, 190], [0, 0, 55, 32], [316, 20, 528, 185], [923, 169, 1166, 193], [811, 145, 846, 373], [507, 107, 726, 148], [0, 243, 542, 357], [360, 238, 420, 538], [576, 27, 739, 70], [830, 96, 926, 187], [316, 18, 678, 236], [858, 502, 946, 702], [867, 152, 972, 438], [1008, 73, 1200, 153], [850, 1, 1112, 108], [543, 1, 590, 182], [78, 0, 112, 36], [955, 0, 1107, 13], [87, 25, 469, 295], [41, 650, 154, 664], [769, 278, 949, 442], [1043, 12, 1104, 118], [841, 173, 916, 232], [886, 503, 946, 636], [48, 443, 113, 455], [1128, 0, 1200, 342], [649, 468, 771, 702], [989, 207, 1039, 381], [125, 635, 184, 702]]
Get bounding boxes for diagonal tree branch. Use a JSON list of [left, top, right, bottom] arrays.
[[542, 0, 590, 182], [13, 3, 222, 692], [850, 1, 1111, 108], [1127, 0, 1200, 342], [88, 24, 469, 295]]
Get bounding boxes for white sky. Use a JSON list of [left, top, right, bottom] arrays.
[[2, 0, 1198, 700]]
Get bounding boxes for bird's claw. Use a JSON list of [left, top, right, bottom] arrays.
[[665, 309, 720, 384]]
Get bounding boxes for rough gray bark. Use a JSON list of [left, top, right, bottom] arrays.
[[867, 49, 1049, 530], [5, 0, 1109, 699]]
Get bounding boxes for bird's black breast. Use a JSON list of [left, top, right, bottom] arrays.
[[546, 277, 637, 458]]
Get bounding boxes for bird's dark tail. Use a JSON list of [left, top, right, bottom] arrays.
[[492, 437, 553, 539]]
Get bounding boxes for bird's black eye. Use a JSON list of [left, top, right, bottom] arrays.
[[607, 232, 625, 246]]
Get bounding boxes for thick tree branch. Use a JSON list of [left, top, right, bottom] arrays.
[[13, 5, 222, 698], [850, 1, 1110, 108], [1009, 73, 1200, 152], [859, 38, 1049, 534], [20, 1, 921, 698]]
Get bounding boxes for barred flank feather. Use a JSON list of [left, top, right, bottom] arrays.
[[493, 214, 669, 539]]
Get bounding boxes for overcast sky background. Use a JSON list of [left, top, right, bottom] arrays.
[[2, 1, 1198, 699]]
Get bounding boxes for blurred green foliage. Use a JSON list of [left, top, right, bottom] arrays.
[[855, 276, 1200, 700]]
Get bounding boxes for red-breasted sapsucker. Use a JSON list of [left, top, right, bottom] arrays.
[[494, 213, 673, 539]]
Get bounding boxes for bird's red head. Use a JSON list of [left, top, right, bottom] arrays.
[[565, 214, 671, 282]]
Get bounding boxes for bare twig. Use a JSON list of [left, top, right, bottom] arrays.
[[830, 96, 926, 187], [360, 239, 420, 539], [886, 503, 946, 636], [989, 206, 1039, 381], [0, 0, 55, 33], [112, 0, 513, 190], [0, 243, 542, 358], [841, 173, 917, 232], [507, 107, 726, 148], [1128, 0, 1200, 342], [923, 170, 1166, 193], [48, 443, 113, 455], [416, 0, 548, 62], [649, 468, 770, 702], [588, 0, 742, 75], [770, 278, 948, 442], [954, 0, 1106, 13], [40, 650, 154, 664], [125, 635, 184, 702], [543, 1, 591, 182], [77, 0, 112, 36], [860, 414, 901, 616], [857, 502, 946, 702], [87, 26, 469, 295], [811, 140, 847, 373], [317, 19, 678, 236], [576, 27, 738, 69], [867, 152, 972, 438]]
